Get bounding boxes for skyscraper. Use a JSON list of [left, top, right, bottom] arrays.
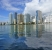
[[17, 14, 24, 24], [36, 10, 42, 24], [14, 12, 17, 24], [9, 13, 13, 24], [24, 14, 30, 24]]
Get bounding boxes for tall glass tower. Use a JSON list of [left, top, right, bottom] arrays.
[[36, 10, 42, 24], [14, 12, 17, 24]]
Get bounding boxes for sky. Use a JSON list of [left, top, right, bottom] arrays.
[[0, 0, 52, 22]]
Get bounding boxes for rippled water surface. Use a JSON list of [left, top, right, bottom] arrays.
[[0, 24, 52, 50]]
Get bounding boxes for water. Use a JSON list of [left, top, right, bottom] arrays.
[[0, 24, 52, 50]]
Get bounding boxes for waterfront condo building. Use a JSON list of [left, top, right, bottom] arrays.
[[17, 14, 24, 24], [24, 14, 30, 24], [9, 13, 13, 24], [14, 12, 17, 24], [36, 10, 42, 24]]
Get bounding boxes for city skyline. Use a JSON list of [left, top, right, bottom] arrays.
[[9, 10, 43, 25], [0, 0, 52, 22]]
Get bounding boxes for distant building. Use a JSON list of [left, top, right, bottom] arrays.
[[6, 22, 9, 25], [31, 16, 36, 24], [9, 13, 13, 24], [44, 15, 52, 23], [17, 14, 24, 24], [14, 12, 17, 24], [24, 14, 30, 24], [36, 10, 42, 24]]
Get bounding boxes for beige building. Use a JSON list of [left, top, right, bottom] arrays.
[[17, 14, 24, 24]]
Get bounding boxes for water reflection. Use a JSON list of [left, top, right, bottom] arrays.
[[9, 25, 31, 50], [0, 24, 47, 50], [45, 23, 52, 33], [9, 24, 44, 38], [9, 25, 14, 37], [9, 24, 45, 50], [36, 24, 44, 37], [31, 25, 36, 37], [14, 25, 18, 39], [18, 25, 24, 37], [25, 25, 31, 37]]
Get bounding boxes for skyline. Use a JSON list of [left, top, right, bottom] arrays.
[[0, 0, 52, 22]]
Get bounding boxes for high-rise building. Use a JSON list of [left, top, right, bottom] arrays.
[[17, 14, 24, 24], [24, 14, 30, 24], [9, 13, 13, 24], [14, 12, 17, 24], [36, 10, 42, 24]]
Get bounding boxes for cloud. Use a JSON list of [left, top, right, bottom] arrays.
[[23, 0, 52, 16], [0, 0, 31, 11], [0, 0, 19, 11]]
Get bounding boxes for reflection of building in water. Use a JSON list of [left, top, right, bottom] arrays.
[[14, 25, 18, 38], [24, 25, 31, 37], [9, 25, 14, 37], [30, 25, 36, 36], [36, 24, 44, 37], [18, 25, 24, 37], [14, 25, 17, 33]]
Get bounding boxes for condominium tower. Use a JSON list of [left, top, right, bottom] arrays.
[[9, 13, 13, 24], [17, 14, 24, 24], [24, 14, 30, 24], [36, 10, 42, 24], [14, 12, 17, 24]]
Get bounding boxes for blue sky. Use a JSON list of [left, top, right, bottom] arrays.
[[0, 0, 52, 22], [0, 0, 32, 22]]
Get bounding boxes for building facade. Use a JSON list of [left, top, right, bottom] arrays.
[[24, 14, 30, 24], [9, 13, 13, 24], [14, 12, 17, 24], [17, 14, 24, 24], [36, 10, 42, 24]]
